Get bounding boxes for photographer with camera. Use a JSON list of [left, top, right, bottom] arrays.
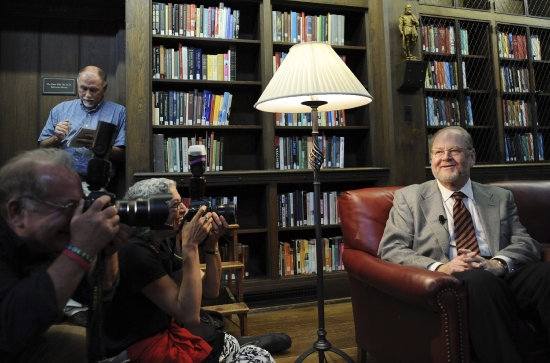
[[0, 148, 131, 363], [102, 178, 274, 363]]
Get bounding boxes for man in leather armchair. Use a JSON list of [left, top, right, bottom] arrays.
[[379, 126, 550, 363]]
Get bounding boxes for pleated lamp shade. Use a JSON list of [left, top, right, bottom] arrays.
[[254, 42, 373, 113]]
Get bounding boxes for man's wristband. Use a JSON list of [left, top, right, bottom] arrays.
[[205, 248, 219, 255], [65, 245, 93, 264], [62, 249, 91, 270], [492, 258, 509, 274]]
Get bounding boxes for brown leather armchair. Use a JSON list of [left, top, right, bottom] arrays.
[[338, 180, 550, 363]]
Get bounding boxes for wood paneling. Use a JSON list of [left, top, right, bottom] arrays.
[[0, 10, 125, 168], [0, 19, 40, 165]]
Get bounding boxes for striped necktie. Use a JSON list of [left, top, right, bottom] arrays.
[[452, 191, 480, 254]]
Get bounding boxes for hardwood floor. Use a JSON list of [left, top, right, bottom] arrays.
[[225, 298, 359, 363]]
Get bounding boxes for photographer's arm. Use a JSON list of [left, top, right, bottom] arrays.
[[100, 223, 132, 291], [48, 196, 121, 310], [201, 213, 227, 298], [141, 206, 210, 327]]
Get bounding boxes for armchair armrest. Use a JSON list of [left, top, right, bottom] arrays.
[[343, 248, 463, 312]]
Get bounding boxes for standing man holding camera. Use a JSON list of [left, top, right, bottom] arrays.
[[0, 148, 131, 362], [38, 65, 126, 191]]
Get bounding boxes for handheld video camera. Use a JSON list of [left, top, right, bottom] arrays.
[[84, 121, 171, 229], [184, 144, 237, 224]]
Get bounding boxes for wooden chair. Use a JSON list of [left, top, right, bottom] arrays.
[[201, 224, 249, 336]]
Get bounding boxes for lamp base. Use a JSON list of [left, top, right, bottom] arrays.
[[295, 328, 355, 363]]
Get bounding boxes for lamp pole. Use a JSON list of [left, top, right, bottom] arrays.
[[295, 100, 354, 363]]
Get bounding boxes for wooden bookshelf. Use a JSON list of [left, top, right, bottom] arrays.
[[125, 0, 384, 297], [421, 15, 498, 163], [416, 1, 550, 165]]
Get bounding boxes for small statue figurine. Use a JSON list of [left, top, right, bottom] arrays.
[[399, 4, 419, 60]]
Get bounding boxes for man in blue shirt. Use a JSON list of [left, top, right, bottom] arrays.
[[38, 65, 126, 183]]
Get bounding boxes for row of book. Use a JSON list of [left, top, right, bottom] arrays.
[[502, 99, 531, 127], [153, 45, 236, 81], [275, 135, 345, 170], [422, 24, 456, 54], [152, 2, 240, 39], [425, 96, 475, 127], [531, 34, 544, 61], [279, 236, 345, 277], [499, 65, 530, 93], [497, 32, 528, 59], [271, 10, 345, 45], [425, 60, 466, 90], [504, 132, 544, 162], [153, 133, 225, 172], [275, 110, 347, 127], [152, 90, 232, 126], [278, 190, 340, 228]]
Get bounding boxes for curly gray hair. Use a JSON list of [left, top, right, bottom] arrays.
[[125, 178, 177, 200]]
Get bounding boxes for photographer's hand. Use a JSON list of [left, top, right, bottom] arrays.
[[180, 205, 210, 250], [204, 213, 228, 249], [69, 195, 121, 257]]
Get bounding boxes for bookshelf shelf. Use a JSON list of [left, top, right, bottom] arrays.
[[153, 35, 261, 44], [153, 79, 262, 86], [153, 125, 263, 131]]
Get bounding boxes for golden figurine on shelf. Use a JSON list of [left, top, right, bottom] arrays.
[[399, 4, 419, 60]]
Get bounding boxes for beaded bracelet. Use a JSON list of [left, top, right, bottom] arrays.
[[65, 245, 93, 264], [62, 249, 91, 270]]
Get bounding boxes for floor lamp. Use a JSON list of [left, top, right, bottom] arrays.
[[254, 42, 373, 362]]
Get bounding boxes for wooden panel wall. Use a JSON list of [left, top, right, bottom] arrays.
[[0, 12, 125, 169]]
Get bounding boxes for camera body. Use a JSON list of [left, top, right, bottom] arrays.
[[184, 145, 236, 224], [84, 121, 170, 229]]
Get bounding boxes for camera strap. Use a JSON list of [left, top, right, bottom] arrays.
[[87, 251, 106, 362]]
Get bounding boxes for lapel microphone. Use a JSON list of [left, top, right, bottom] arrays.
[[439, 215, 446, 225]]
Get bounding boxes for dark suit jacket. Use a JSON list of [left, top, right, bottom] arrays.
[[378, 180, 541, 269]]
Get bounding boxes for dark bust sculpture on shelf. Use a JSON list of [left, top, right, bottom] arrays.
[[399, 4, 419, 60]]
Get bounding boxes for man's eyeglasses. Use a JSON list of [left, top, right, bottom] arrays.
[[431, 147, 470, 159], [21, 196, 79, 214]]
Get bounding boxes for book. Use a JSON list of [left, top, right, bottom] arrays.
[[153, 134, 165, 172], [67, 126, 96, 148]]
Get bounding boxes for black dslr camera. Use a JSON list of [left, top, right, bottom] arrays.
[[184, 144, 237, 224], [84, 121, 171, 229]]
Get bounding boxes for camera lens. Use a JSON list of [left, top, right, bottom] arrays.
[[116, 194, 171, 229], [211, 203, 237, 224]]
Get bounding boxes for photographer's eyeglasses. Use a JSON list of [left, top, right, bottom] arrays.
[[168, 201, 185, 211], [21, 196, 79, 215]]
